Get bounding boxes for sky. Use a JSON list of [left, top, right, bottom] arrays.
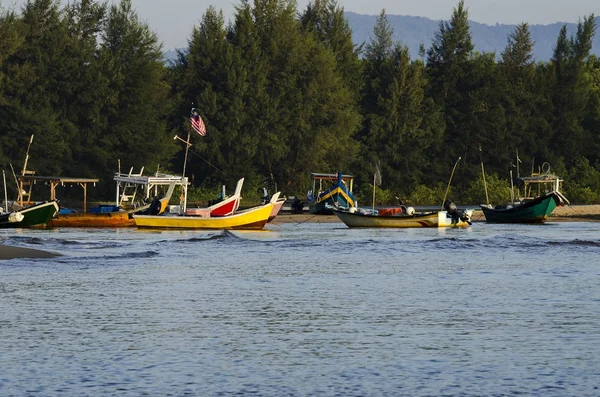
[[4, 0, 600, 50]]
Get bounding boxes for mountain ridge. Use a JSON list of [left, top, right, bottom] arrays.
[[346, 12, 600, 61], [163, 13, 600, 63]]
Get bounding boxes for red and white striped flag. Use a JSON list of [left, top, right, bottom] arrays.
[[190, 109, 206, 136]]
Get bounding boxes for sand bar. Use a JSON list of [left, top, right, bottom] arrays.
[[0, 244, 60, 260]]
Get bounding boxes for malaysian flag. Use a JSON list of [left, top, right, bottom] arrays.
[[190, 108, 206, 136]]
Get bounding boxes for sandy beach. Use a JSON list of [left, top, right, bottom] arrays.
[[0, 244, 61, 260]]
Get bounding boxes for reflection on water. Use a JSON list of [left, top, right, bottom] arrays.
[[1, 222, 599, 396]]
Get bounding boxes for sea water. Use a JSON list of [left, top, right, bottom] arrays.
[[1, 221, 599, 396]]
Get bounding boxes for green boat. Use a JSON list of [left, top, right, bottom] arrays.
[[480, 191, 567, 223], [0, 200, 60, 228], [480, 171, 570, 224]]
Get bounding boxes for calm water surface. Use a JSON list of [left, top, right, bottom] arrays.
[[1, 221, 599, 396]]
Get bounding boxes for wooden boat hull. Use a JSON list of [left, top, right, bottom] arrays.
[[48, 211, 134, 228], [134, 201, 274, 230], [0, 201, 59, 228], [333, 209, 472, 228], [268, 198, 285, 222], [48, 185, 174, 228], [480, 192, 561, 223]]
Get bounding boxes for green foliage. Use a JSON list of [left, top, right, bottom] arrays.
[[459, 173, 512, 205], [405, 182, 447, 206], [354, 183, 397, 207], [562, 157, 600, 203], [1, 1, 600, 206]]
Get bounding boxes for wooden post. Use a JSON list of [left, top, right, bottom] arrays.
[[82, 183, 87, 213]]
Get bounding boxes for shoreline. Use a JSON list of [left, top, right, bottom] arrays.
[[271, 204, 600, 224]]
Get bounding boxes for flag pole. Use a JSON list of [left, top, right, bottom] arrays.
[[181, 129, 191, 214], [182, 129, 191, 179]]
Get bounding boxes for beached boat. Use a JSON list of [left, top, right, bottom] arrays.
[[307, 171, 356, 214], [48, 177, 178, 228], [480, 167, 569, 224], [333, 203, 472, 228], [0, 211, 24, 227], [0, 200, 60, 228], [133, 192, 280, 230], [268, 197, 285, 222], [480, 191, 568, 223], [49, 210, 134, 228], [185, 178, 244, 217]]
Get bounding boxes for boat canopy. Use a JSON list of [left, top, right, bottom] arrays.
[[16, 175, 99, 212], [518, 173, 563, 199], [114, 170, 188, 209], [310, 172, 354, 181]]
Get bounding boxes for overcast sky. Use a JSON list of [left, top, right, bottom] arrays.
[[4, 0, 600, 50]]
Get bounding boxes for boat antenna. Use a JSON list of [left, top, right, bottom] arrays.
[[442, 156, 462, 210], [479, 144, 489, 206], [21, 134, 34, 175]]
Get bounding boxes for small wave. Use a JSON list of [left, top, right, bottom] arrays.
[[1, 235, 125, 249], [163, 229, 239, 243], [111, 250, 160, 259], [547, 239, 600, 248]]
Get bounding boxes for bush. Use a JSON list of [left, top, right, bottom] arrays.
[[460, 173, 512, 205], [405, 183, 447, 206], [355, 183, 399, 207]]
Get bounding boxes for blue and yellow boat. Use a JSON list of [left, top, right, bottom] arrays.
[[307, 171, 356, 214]]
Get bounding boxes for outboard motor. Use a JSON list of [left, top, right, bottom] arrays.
[[444, 199, 471, 225], [147, 196, 162, 215]]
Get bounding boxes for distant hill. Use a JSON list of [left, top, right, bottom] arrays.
[[163, 13, 600, 63], [346, 12, 600, 62]]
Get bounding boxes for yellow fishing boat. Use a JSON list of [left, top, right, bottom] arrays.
[[133, 192, 280, 230]]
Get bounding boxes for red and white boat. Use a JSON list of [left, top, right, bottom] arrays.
[[185, 178, 244, 217]]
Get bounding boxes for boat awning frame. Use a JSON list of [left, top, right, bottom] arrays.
[[113, 172, 188, 208], [16, 175, 99, 212]]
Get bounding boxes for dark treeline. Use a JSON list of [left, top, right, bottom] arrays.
[[1, 0, 600, 204]]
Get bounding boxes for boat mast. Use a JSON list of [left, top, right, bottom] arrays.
[[479, 144, 489, 206], [510, 169, 514, 204], [2, 170, 7, 213], [515, 148, 520, 178], [21, 135, 34, 175], [442, 156, 462, 210]]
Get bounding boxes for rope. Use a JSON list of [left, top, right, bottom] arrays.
[[186, 147, 230, 178]]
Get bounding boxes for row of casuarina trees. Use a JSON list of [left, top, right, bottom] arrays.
[[1, 0, 599, 205]]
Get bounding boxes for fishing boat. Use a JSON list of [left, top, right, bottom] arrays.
[[307, 171, 356, 214], [268, 196, 285, 222], [185, 178, 244, 217], [332, 202, 472, 228], [47, 169, 180, 228], [133, 192, 280, 230], [480, 191, 567, 223], [0, 200, 60, 228], [479, 157, 569, 223], [0, 211, 24, 227]]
